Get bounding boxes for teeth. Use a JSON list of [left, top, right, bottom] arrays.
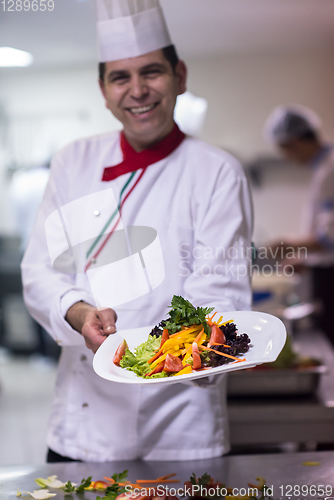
[[128, 104, 156, 114]]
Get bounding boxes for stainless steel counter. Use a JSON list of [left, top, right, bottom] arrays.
[[228, 330, 334, 447], [1, 451, 334, 499]]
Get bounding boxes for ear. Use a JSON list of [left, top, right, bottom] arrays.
[[99, 78, 107, 100], [175, 60, 187, 96]]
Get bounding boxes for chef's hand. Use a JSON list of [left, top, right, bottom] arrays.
[[65, 301, 117, 353]]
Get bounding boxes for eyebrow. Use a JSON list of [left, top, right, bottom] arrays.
[[106, 62, 167, 82]]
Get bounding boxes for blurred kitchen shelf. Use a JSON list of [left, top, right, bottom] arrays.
[[0, 355, 57, 466]]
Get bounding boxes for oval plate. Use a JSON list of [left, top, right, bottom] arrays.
[[93, 311, 286, 385]]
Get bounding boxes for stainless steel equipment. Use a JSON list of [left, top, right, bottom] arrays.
[[228, 365, 328, 397]]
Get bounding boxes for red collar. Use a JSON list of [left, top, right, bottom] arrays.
[[102, 124, 185, 182]]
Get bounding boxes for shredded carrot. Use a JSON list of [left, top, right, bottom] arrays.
[[210, 342, 232, 348], [146, 362, 164, 377], [199, 345, 245, 362], [103, 478, 138, 488], [147, 349, 163, 364], [136, 479, 180, 484], [156, 473, 177, 481], [209, 312, 217, 321], [194, 327, 204, 343]]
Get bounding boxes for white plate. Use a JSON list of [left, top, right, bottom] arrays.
[[93, 311, 286, 385]]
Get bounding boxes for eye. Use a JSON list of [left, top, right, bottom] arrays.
[[142, 69, 162, 78], [110, 75, 129, 83]]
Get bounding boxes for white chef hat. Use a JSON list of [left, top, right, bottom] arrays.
[[95, 0, 172, 63], [263, 104, 322, 145]]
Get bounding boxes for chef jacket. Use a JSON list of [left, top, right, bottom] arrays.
[[21, 131, 253, 461], [301, 146, 334, 266]]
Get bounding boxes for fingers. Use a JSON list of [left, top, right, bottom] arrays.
[[96, 307, 117, 335]]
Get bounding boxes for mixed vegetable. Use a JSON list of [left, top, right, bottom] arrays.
[[19, 471, 273, 500], [114, 296, 251, 378]]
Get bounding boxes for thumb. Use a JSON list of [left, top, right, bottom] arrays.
[[97, 307, 117, 335]]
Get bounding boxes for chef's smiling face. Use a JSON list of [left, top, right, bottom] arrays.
[[99, 49, 187, 151]]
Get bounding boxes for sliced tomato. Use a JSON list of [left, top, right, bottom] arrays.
[[184, 481, 193, 491], [192, 342, 202, 369], [146, 361, 165, 377], [163, 353, 183, 373], [113, 340, 128, 366], [210, 324, 226, 345], [91, 480, 108, 490], [160, 328, 170, 348]]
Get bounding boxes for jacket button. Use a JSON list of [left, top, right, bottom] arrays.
[[91, 258, 97, 265], [82, 403, 89, 408], [81, 355, 87, 362], [93, 210, 100, 216]]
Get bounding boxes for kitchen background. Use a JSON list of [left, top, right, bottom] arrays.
[[1, 0, 334, 465]]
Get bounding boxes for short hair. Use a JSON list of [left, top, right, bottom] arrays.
[[298, 130, 318, 142], [99, 44, 179, 82]]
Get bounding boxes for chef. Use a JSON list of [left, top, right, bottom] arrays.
[[264, 105, 334, 344], [21, 0, 253, 462]]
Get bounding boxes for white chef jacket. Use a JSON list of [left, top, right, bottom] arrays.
[[21, 131, 253, 462], [301, 146, 334, 266]]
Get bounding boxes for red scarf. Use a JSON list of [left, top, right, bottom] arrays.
[[102, 123, 185, 182]]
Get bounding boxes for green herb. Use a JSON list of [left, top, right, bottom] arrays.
[[111, 471, 128, 483], [63, 481, 76, 493], [96, 470, 128, 500], [164, 296, 214, 335], [120, 336, 161, 377], [63, 477, 92, 493], [190, 472, 211, 488]]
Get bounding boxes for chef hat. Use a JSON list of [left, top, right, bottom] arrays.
[[95, 0, 172, 62], [264, 104, 322, 145]]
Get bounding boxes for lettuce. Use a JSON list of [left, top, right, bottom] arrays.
[[17, 490, 56, 499], [35, 476, 69, 489], [120, 335, 161, 377]]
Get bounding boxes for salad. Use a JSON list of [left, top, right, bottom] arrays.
[[113, 296, 251, 379]]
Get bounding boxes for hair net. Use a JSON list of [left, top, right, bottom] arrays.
[[263, 104, 322, 144]]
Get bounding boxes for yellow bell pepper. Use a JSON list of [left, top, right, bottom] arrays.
[[182, 351, 192, 365], [173, 365, 192, 376]]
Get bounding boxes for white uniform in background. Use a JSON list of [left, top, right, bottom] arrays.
[[21, 131, 253, 461], [302, 146, 334, 265]]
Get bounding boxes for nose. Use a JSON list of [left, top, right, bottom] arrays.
[[129, 74, 149, 101]]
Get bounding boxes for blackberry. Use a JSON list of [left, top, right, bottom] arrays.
[[149, 320, 167, 337], [220, 322, 237, 341], [209, 329, 251, 365]]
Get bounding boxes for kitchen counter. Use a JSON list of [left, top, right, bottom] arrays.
[[228, 329, 334, 448], [1, 451, 334, 499]]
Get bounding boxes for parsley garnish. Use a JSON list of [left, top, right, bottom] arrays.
[[96, 470, 128, 500], [63, 476, 92, 493], [190, 472, 211, 488], [164, 296, 213, 336]]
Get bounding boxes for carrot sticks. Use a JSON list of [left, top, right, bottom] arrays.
[[199, 345, 245, 362]]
